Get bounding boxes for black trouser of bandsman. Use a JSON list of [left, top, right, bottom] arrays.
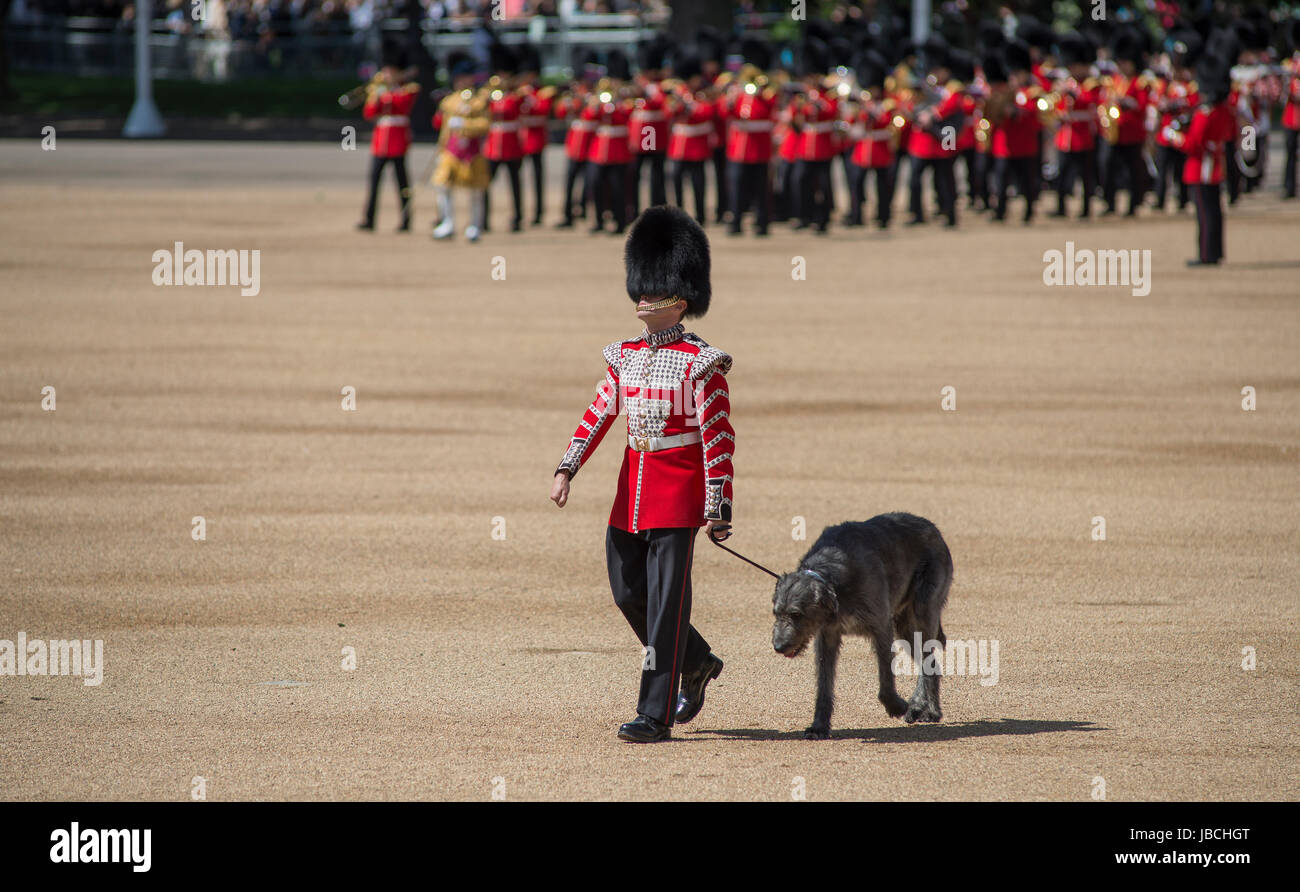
[[993, 155, 1038, 222], [485, 158, 523, 231], [846, 162, 895, 226], [586, 161, 629, 231], [629, 152, 667, 219], [362, 155, 411, 227], [1056, 148, 1097, 217], [725, 160, 771, 233], [711, 146, 728, 223], [772, 158, 796, 222], [909, 155, 957, 225], [1154, 145, 1189, 210], [797, 158, 833, 230], [671, 158, 709, 225], [958, 147, 986, 208], [524, 151, 544, 224], [606, 525, 712, 726], [1191, 182, 1224, 263], [561, 157, 590, 224], [1103, 141, 1147, 213], [1283, 129, 1298, 199], [1225, 141, 1241, 204]]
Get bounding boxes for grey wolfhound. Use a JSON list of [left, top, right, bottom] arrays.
[[771, 513, 953, 739]]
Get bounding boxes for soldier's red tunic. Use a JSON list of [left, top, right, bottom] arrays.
[[485, 90, 524, 162], [1154, 78, 1198, 148], [907, 87, 964, 159], [558, 93, 598, 162], [795, 90, 839, 161], [363, 84, 417, 158], [629, 83, 669, 155], [1174, 102, 1235, 185], [1110, 74, 1150, 146], [850, 103, 896, 168], [668, 94, 716, 162], [1282, 57, 1300, 131], [557, 324, 734, 533], [991, 87, 1043, 158], [1054, 79, 1101, 153], [520, 86, 554, 156], [725, 88, 776, 163], [590, 99, 633, 165]]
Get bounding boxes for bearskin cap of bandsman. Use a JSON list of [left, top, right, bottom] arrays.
[[638, 33, 671, 72], [672, 49, 702, 82], [571, 47, 601, 81], [1014, 15, 1055, 52], [854, 49, 889, 90], [516, 43, 541, 75], [740, 37, 773, 72], [1056, 31, 1091, 68], [981, 48, 1009, 84], [1109, 27, 1146, 65], [624, 206, 712, 319], [796, 37, 829, 78], [489, 42, 517, 75], [382, 40, 409, 70], [947, 48, 975, 85], [922, 33, 950, 71], [977, 20, 1004, 52], [1196, 54, 1232, 104], [446, 50, 476, 80], [1288, 19, 1300, 55], [1002, 38, 1032, 74], [1166, 28, 1203, 69], [693, 25, 727, 65], [605, 47, 632, 81]]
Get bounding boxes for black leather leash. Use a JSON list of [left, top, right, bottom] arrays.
[[706, 525, 781, 580]]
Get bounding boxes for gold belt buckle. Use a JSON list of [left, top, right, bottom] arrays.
[[633, 436, 651, 452]]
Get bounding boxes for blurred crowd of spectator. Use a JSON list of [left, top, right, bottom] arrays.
[[8, 0, 669, 32]]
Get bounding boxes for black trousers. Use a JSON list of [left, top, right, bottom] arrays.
[[1056, 148, 1096, 217], [361, 155, 410, 226], [772, 158, 796, 222], [1104, 141, 1146, 213], [671, 158, 708, 224], [797, 159, 832, 228], [562, 157, 589, 223], [846, 162, 895, 225], [586, 161, 628, 230], [910, 155, 957, 224], [606, 525, 712, 725], [485, 158, 523, 230], [525, 152, 544, 223], [1191, 182, 1224, 263], [1284, 129, 1298, 198], [726, 160, 770, 232], [993, 155, 1038, 222], [1155, 144, 1189, 210], [958, 147, 985, 207], [711, 146, 728, 222], [630, 152, 667, 219]]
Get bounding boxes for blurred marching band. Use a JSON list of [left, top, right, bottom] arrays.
[[350, 12, 1300, 264]]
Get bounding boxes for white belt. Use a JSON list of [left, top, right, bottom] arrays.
[[598, 125, 629, 136], [672, 122, 713, 137], [571, 121, 596, 131], [633, 111, 666, 121], [1065, 111, 1094, 122], [520, 116, 546, 126], [490, 121, 520, 131], [803, 121, 835, 133], [732, 119, 773, 132], [863, 129, 891, 139], [377, 115, 409, 126], [629, 431, 702, 452]]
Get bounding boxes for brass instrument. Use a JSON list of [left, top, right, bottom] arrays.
[[339, 66, 419, 110]]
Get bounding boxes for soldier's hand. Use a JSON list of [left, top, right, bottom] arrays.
[[551, 471, 571, 508], [705, 520, 731, 541]]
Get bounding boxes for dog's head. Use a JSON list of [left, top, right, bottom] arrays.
[[772, 569, 838, 658]]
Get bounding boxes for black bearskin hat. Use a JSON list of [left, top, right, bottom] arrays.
[[382, 39, 409, 70], [1167, 28, 1203, 69], [1196, 55, 1231, 104], [922, 33, 950, 71], [516, 43, 541, 75], [606, 48, 631, 81], [981, 49, 1009, 85], [741, 37, 773, 71], [489, 42, 517, 75], [638, 33, 671, 72], [854, 49, 889, 90], [624, 206, 712, 319], [1056, 31, 1091, 68], [1111, 27, 1146, 65], [1003, 39, 1032, 74], [947, 48, 975, 85]]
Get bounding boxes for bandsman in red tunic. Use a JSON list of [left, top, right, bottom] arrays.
[[845, 51, 897, 229], [482, 45, 525, 234], [1164, 55, 1235, 266], [666, 52, 715, 226], [555, 69, 599, 228], [515, 44, 551, 226], [586, 50, 634, 234], [356, 44, 419, 233], [1050, 31, 1102, 219], [723, 56, 776, 236], [1153, 31, 1202, 213], [790, 40, 837, 234], [1279, 21, 1300, 199], [987, 40, 1045, 223], [1101, 28, 1152, 217], [628, 37, 671, 220], [906, 41, 965, 228], [551, 207, 733, 743]]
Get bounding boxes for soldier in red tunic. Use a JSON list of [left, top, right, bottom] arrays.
[[723, 58, 776, 236], [515, 45, 552, 226], [1152, 32, 1201, 214], [628, 37, 671, 220], [1281, 21, 1300, 200], [906, 40, 964, 228], [666, 53, 715, 226], [988, 40, 1044, 224], [356, 45, 419, 233], [586, 51, 635, 235], [845, 52, 897, 229], [550, 206, 733, 743], [1050, 32, 1102, 219], [1164, 55, 1235, 266], [555, 66, 598, 228], [483, 46, 524, 234], [1101, 29, 1152, 217]]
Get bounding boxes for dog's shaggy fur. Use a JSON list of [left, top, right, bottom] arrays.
[[771, 513, 953, 739]]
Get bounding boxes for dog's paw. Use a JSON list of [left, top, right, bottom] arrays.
[[803, 725, 831, 740], [903, 700, 943, 724], [880, 692, 909, 719]]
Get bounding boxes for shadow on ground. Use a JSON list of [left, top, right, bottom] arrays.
[[689, 718, 1104, 743]]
